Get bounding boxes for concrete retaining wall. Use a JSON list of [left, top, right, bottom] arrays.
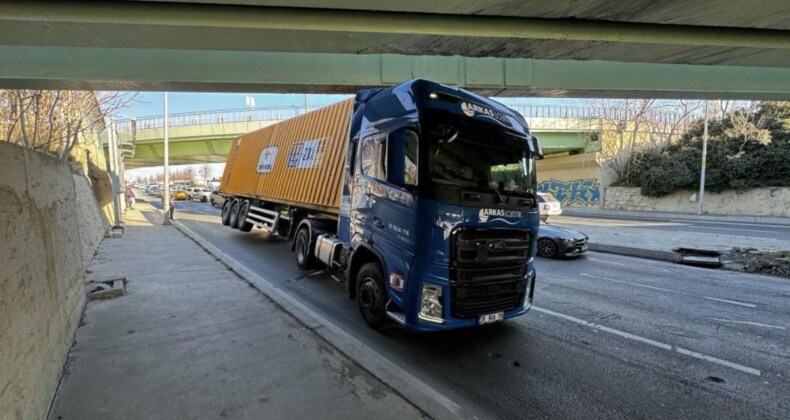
[[537, 153, 604, 207], [604, 186, 790, 217], [0, 142, 108, 420]]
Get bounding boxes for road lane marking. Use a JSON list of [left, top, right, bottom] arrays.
[[580, 273, 757, 308], [586, 255, 672, 272], [668, 219, 790, 229], [702, 297, 756, 308], [533, 306, 761, 376], [689, 226, 776, 234], [706, 318, 786, 330]]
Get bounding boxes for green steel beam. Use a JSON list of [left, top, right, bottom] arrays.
[[3, 46, 790, 99], [121, 128, 584, 168], [4, 1, 790, 50]]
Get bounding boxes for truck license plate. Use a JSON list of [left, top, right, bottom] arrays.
[[479, 312, 504, 325]]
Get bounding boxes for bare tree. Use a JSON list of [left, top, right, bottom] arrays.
[[199, 163, 212, 182], [1, 90, 136, 161], [583, 98, 702, 182], [183, 166, 196, 184]]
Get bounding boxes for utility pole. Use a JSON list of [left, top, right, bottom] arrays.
[[304, 93, 308, 113], [698, 100, 709, 215], [163, 92, 171, 225], [108, 121, 123, 229]]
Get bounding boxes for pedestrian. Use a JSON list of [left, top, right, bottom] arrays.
[[126, 186, 136, 210]]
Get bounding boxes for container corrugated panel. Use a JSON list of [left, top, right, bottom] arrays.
[[220, 99, 353, 214]]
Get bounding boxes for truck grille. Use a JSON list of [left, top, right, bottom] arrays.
[[450, 228, 530, 318]]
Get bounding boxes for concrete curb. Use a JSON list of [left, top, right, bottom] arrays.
[[170, 220, 477, 420], [563, 208, 790, 226], [588, 243, 681, 263]]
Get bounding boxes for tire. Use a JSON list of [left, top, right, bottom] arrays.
[[187, 195, 192, 201], [228, 200, 241, 229], [201, 196, 208, 203], [210, 198, 215, 207], [537, 238, 558, 258], [356, 263, 389, 329], [237, 201, 253, 232], [294, 227, 317, 271], [221, 200, 232, 226]]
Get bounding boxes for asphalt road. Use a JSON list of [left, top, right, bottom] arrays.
[[154, 198, 790, 419], [551, 214, 790, 242]]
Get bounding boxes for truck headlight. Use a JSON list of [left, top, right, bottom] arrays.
[[419, 283, 444, 324]]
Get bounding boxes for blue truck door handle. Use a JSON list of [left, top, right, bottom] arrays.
[[373, 217, 385, 229]]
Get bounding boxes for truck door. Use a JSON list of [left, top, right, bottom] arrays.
[[368, 129, 419, 254]]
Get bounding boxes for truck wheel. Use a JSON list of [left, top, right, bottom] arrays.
[[221, 200, 232, 226], [357, 263, 388, 329], [229, 200, 241, 228], [294, 227, 317, 270], [237, 201, 253, 232]]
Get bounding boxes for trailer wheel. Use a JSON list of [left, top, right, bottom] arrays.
[[221, 200, 232, 226], [357, 263, 388, 329], [228, 200, 241, 228], [294, 227, 317, 270], [237, 201, 253, 232]]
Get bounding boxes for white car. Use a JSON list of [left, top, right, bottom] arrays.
[[186, 187, 212, 202], [537, 192, 562, 221], [209, 190, 226, 208]]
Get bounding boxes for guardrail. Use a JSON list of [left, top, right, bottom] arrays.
[[115, 106, 319, 133], [115, 103, 694, 135]]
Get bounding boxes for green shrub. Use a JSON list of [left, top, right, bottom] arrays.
[[620, 102, 790, 196]]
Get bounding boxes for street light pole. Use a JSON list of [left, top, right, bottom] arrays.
[[698, 100, 709, 215], [163, 92, 171, 225]]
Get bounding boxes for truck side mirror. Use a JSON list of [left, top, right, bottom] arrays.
[[387, 129, 419, 188], [531, 135, 544, 159]]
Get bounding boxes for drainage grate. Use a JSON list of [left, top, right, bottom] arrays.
[[674, 248, 722, 268]]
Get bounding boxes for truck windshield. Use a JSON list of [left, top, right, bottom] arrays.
[[428, 130, 536, 198]]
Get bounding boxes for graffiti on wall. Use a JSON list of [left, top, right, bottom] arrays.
[[538, 179, 601, 206]]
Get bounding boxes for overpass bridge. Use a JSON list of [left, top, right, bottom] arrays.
[[2, 1, 790, 98], [115, 103, 623, 169]]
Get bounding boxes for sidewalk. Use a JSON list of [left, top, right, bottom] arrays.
[[550, 214, 790, 264], [562, 207, 790, 226], [48, 203, 423, 420]]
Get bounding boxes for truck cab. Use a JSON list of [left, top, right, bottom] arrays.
[[302, 80, 542, 331]]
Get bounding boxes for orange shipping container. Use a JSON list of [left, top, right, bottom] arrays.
[[219, 99, 354, 215]]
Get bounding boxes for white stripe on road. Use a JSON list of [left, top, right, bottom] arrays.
[[667, 219, 790, 229], [580, 273, 757, 308], [707, 318, 787, 330], [702, 297, 757, 308], [586, 255, 672, 272], [533, 306, 761, 376], [689, 226, 776, 234]]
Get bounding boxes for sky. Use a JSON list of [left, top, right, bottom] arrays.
[[119, 92, 581, 119], [123, 91, 582, 182]]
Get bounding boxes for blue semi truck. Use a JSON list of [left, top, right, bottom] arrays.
[[219, 79, 542, 332]]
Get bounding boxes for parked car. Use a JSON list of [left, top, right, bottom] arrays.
[[209, 190, 225, 208], [537, 223, 589, 258], [171, 189, 187, 201], [186, 187, 212, 202], [537, 192, 562, 221]]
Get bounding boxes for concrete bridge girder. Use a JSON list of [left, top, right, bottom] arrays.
[[2, 1, 790, 98]]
